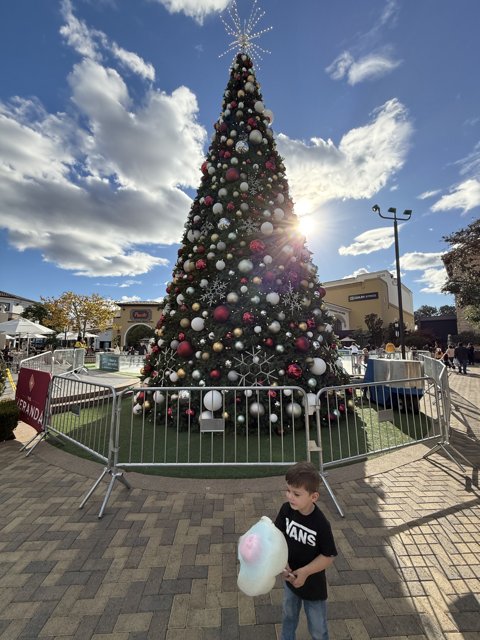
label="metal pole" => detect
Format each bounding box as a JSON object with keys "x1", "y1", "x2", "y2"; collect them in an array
[
  {"x1": 371, "y1": 205, "x2": 411, "y2": 360},
  {"x1": 393, "y1": 214, "x2": 406, "y2": 358}
]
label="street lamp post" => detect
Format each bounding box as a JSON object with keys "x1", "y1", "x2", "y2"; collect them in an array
[{"x1": 372, "y1": 204, "x2": 412, "y2": 359}]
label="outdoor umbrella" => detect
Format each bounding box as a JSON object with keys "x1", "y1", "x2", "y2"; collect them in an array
[{"x1": 0, "y1": 318, "x2": 55, "y2": 356}]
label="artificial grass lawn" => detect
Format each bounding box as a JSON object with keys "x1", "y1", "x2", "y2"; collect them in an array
[{"x1": 48, "y1": 393, "x2": 437, "y2": 479}]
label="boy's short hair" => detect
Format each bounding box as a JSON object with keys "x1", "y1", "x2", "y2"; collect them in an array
[{"x1": 286, "y1": 461, "x2": 320, "y2": 494}]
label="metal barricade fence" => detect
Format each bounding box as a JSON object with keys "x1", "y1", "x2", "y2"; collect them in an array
[
  {"x1": 20, "y1": 348, "x2": 86, "y2": 376},
  {"x1": 115, "y1": 385, "x2": 311, "y2": 468},
  {"x1": 39, "y1": 375, "x2": 117, "y2": 465},
  {"x1": 315, "y1": 376, "x2": 444, "y2": 486}
]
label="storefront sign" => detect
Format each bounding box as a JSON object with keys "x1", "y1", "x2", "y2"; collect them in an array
[
  {"x1": 130, "y1": 309, "x2": 152, "y2": 321},
  {"x1": 16, "y1": 368, "x2": 51, "y2": 433},
  {"x1": 348, "y1": 292, "x2": 379, "y2": 302}
]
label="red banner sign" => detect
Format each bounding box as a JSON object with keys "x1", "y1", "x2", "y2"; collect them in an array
[{"x1": 16, "y1": 368, "x2": 51, "y2": 433}]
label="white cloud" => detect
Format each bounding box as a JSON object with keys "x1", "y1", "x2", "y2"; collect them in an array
[
  {"x1": 400, "y1": 252, "x2": 444, "y2": 270},
  {"x1": 416, "y1": 268, "x2": 448, "y2": 295},
  {"x1": 338, "y1": 227, "x2": 397, "y2": 256},
  {"x1": 343, "y1": 268, "x2": 371, "y2": 279},
  {"x1": 0, "y1": 4, "x2": 207, "y2": 279},
  {"x1": 111, "y1": 44, "x2": 155, "y2": 81},
  {"x1": 418, "y1": 189, "x2": 441, "y2": 200},
  {"x1": 398, "y1": 252, "x2": 447, "y2": 296},
  {"x1": 277, "y1": 99, "x2": 412, "y2": 213},
  {"x1": 327, "y1": 51, "x2": 401, "y2": 85},
  {"x1": 151, "y1": 0, "x2": 230, "y2": 24},
  {"x1": 60, "y1": 0, "x2": 155, "y2": 81},
  {"x1": 430, "y1": 178, "x2": 480, "y2": 214},
  {"x1": 118, "y1": 295, "x2": 141, "y2": 302}
]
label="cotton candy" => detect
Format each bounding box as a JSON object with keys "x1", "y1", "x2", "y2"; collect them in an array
[{"x1": 237, "y1": 516, "x2": 288, "y2": 596}]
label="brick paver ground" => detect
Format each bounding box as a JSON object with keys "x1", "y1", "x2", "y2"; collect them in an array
[{"x1": 0, "y1": 369, "x2": 479, "y2": 639}]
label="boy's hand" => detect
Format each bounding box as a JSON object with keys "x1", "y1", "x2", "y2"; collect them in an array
[{"x1": 289, "y1": 566, "x2": 309, "y2": 588}]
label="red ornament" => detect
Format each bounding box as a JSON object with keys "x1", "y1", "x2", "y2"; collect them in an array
[
  {"x1": 287, "y1": 363, "x2": 302, "y2": 379},
  {"x1": 195, "y1": 259, "x2": 207, "y2": 270},
  {"x1": 210, "y1": 369, "x2": 221, "y2": 380},
  {"x1": 223, "y1": 151, "x2": 231, "y2": 159},
  {"x1": 201, "y1": 161, "x2": 208, "y2": 175},
  {"x1": 247, "y1": 117, "x2": 257, "y2": 127},
  {"x1": 249, "y1": 239, "x2": 265, "y2": 253},
  {"x1": 268, "y1": 390, "x2": 277, "y2": 398},
  {"x1": 177, "y1": 341, "x2": 194, "y2": 358},
  {"x1": 185, "y1": 408, "x2": 195, "y2": 416},
  {"x1": 264, "y1": 337, "x2": 274, "y2": 348},
  {"x1": 212, "y1": 305, "x2": 230, "y2": 323},
  {"x1": 196, "y1": 245, "x2": 205, "y2": 254},
  {"x1": 240, "y1": 277, "x2": 249, "y2": 284},
  {"x1": 227, "y1": 202, "x2": 235, "y2": 211},
  {"x1": 204, "y1": 195, "x2": 214, "y2": 206},
  {"x1": 225, "y1": 167, "x2": 240, "y2": 182},
  {"x1": 242, "y1": 312, "x2": 254, "y2": 324},
  {"x1": 178, "y1": 332, "x2": 186, "y2": 341},
  {"x1": 295, "y1": 336, "x2": 310, "y2": 352},
  {"x1": 318, "y1": 287, "x2": 326, "y2": 298}
]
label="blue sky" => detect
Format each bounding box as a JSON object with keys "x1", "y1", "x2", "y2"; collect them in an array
[{"x1": 1, "y1": 0, "x2": 479, "y2": 311}]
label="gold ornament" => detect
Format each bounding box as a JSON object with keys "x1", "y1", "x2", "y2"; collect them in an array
[
  {"x1": 237, "y1": 89, "x2": 245, "y2": 98},
  {"x1": 192, "y1": 303, "x2": 201, "y2": 311},
  {"x1": 211, "y1": 233, "x2": 219, "y2": 242},
  {"x1": 180, "y1": 318, "x2": 190, "y2": 328},
  {"x1": 177, "y1": 368, "x2": 186, "y2": 378},
  {"x1": 301, "y1": 280, "x2": 309, "y2": 289},
  {"x1": 201, "y1": 352, "x2": 210, "y2": 361},
  {"x1": 223, "y1": 411, "x2": 230, "y2": 419},
  {"x1": 226, "y1": 138, "x2": 234, "y2": 147},
  {"x1": 233, "y1": 327, "x2": 243, "y2": 337},
  {"x1": 140, "y1": 368, "x2": 145, "y2": 375},
  {"x1": 247, "y1": 75, "x2": 255, "y2": 82},
  {"x1": 299, "y1": 322, "x2": 308, "y2": 331},
  {"x1": 143, "y1": 401, "x2": 151, "y2": 411},
  {"x1": 252, "y1": 276, "x2": 262, "y2": 285},
  {"x1": 213, "y1": 342, "x2": 224, "y2": 352}
]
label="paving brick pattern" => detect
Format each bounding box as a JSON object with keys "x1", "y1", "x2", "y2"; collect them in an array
[{"x1": 0, "y1": 371, "x2": 479, "y2": 639}]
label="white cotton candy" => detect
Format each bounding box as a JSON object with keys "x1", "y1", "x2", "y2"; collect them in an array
[{"x1": 237, "y1": 516, "x2": 288, "y2": 596}]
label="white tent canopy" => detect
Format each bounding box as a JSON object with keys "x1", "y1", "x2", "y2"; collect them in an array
[
  {"x1": 59, "y1": 331, "x2": 97, "y2": 340},
  {"x1": 0, "y1": 318, "x2": 55, "y2": 336}
]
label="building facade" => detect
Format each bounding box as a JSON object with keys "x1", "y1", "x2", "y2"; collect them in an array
[
  {"x1": 112, "y1": 301, "x2": 163, "y2": 348},
  {"x1": 322, "y1": 270, "x2": 414, "y2": 333}
]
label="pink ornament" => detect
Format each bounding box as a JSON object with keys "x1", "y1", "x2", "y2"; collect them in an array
[
  {"x1": 225, "y1": 167, "x2": 240, "y2": 182},
  {"x1": 195, "y1": 259, "x2": 207, "y2": 270},
  {"x1": 213, "y1": 305, "x2": 231, "y2": 323},
  {"x1": 287, "y1": 363, "x2": 302, "y2": 379},
  {"x1": 295, "y1": 336, "x2": 310, "y2": 352},
  {"x1": 210, "y1": 369, "x2": 221, "y2": 380},
  {"x1": 242, "y1": 312, "x2": 254, "y2": 324},
  {"x1": 177, "y1": 341, "x2": 194, "y2": 358},
  {"x1": 249, "y1": 239, "x2": 265, "y2": 253},
  {"x1": 204, "y1": 195, "x2": 214, "y2": 206}
]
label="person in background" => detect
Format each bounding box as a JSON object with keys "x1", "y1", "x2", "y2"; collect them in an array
[
  {"x1": 466, "y1": 343, "x2": 475, "y2": 366},
  {"x1": 454, "y1": 342, "x2": 469, "y2": 375},
  {"x1": 445, "y1": 344, "x2": 456, "y2": 370}
]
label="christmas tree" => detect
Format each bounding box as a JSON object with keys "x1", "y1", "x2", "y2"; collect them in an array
[{"x1": 140, "y1": 42, "x2": 349, "y2": 426}]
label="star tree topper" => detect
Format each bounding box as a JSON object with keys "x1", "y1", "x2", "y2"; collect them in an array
[{"x1": 219, "y1": 0, "x2": 273, "y2": 67}]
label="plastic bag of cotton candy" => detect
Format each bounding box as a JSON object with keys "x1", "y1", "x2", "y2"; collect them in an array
[{"x1": 237, "y1": 516, "x2": 288, "y2": 596}]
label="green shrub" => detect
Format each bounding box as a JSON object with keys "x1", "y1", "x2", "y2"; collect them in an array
[{"x1": 0, "y1": 399, "x2": 19, "y2": 442}]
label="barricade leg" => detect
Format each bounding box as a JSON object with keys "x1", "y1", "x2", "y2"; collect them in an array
[{"x1": 79, "y1": 466, "x2": 131, "y2": 518}]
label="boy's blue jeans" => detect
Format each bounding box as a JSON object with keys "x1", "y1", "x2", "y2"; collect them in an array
[{"x1": 281, "y1": 583, "x2": 329, "y2": 640}]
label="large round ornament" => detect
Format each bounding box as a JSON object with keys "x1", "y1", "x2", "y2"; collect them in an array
[
  {"x1": 249, "y1": 402, "x2": 265, "y2": 417},
  {"x1": 310, "y1": 357, "x2": 327, "y2": 375},
  {"x1": 203, "y1": 390, "x2": 223, "y2": 411},
  {"x1": 286, "y1": 402, "x2": 302, "y2": 418},
  {"x1": 249, "y1": 129, "x2": 263, "y2": 145},
  {"x1": 238, "y1": 259, "x2": 254, "y2": 273},
  {"x1": 191, "y1": 317, "x2": 205, "y2": 331}
]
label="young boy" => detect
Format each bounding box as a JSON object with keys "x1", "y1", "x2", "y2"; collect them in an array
[{"x1": 275, "y1": 461, "x2": 337, "y2": 640}]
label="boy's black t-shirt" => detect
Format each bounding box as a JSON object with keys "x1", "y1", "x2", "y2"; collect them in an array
[{"x1": 275, "y1": 502, "x2": 337, "y2": 601}]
